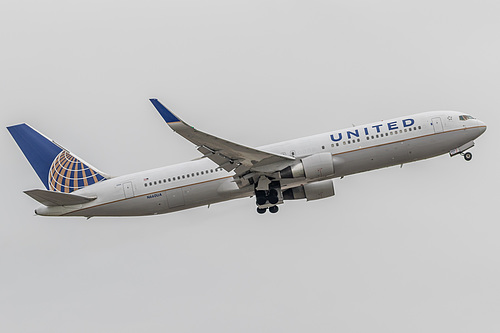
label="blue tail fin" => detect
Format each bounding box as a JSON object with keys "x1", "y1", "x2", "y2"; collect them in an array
[{"x1": 7, "y1": 124, "x2": 109, "y2": 193}]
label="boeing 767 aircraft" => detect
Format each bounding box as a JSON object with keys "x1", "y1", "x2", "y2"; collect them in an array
[{"x1": 7, "y1": 99, "x2": 486, "y2": 217}]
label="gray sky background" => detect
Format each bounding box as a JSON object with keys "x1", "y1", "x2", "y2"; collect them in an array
[{"x1": 1, "y1": 0, "x2": 499, "y2": 332}]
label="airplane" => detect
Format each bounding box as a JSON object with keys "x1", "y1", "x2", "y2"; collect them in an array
[{"x1": 7, "y1": 99, "x2": 486, "y2": 217}]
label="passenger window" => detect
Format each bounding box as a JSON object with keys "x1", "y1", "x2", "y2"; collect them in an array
[
  {"x1": 322, "y1": 145, "x2": 325, "y2": 149},
  {"x1": 201, "y1": 171, "x2": 204, "y2": 175},
  {"x1": 182, "y1": 175, "x2": 185, "y2": 179},
  {"x1": 196, "y1": 172, "x2": 199, "y2": 176},
  {"x1": 366, "y1": 137, "x2": 370, "y2": 140},
  {"x1": 144, "y1": 183, "x2": 147, "y2": 187},
  {"x1": 168, "y1": 178, "x2": 171, "y2": 182},
  {"x1": 418, "y1": 126, "x2": 421, "y2": 130},
  {"x1": 409, "y1": 128, "x2": 412, "y2": 131},
  {"x1": 149, "y1": 182, "x2": 152, "y2": 186},
  {"x1": 187, "y1": 174, "x2": 190, "y2": 178}
]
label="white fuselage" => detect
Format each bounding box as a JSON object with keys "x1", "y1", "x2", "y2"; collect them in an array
[{"x1": 35, "y1": 111, "x2": 486, "y2": 217}]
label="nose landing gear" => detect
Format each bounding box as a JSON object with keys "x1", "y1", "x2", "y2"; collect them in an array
[
  {"x1": 463, "y1": 152, "x2": 472, "y2": 161},
  {"x1": 450, "y1": 141, "x2": 475, "y2": 161}
]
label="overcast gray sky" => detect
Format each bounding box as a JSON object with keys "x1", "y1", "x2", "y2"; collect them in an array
[{"x1": 1, "y1": 0, "x2": 499, "y2": 332}]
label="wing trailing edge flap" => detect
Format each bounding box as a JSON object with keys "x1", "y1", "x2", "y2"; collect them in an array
[
  {"x1": 24, "y1": 189, "x2": 97, "y2": 207},
  {"x1": 150, "y1": 99, "x2": 295, "y2": 176}
]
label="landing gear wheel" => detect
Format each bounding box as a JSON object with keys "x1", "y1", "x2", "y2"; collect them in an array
[
  {"x1": 257, "y1": 207, "x2": 267, "y2": 214},
  {"x1": 256, "y1": 196, "x2": 267, "y2": 205},
  {"x1": 255, "y1": 190, "x2": 266, "y2": 197},
  {"x1": 255, "y1": 190, "x2": 267, "y2": 205},
  {"x1": 464, "y1": 152, "x2": 472, "y2": 161},
  {"x1": 269, "y1": 206, "x2": 279, "y2": 214},
  {"x1": 268, "y1": 196, "x2": 279, "y2": 205}
]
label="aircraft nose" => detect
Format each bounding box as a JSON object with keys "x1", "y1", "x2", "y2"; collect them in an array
[{"x1": 478, "y1": 119, "x2": 487, "y2": 133}]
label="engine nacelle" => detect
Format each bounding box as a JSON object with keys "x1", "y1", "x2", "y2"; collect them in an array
[
  {"x1": 282, "y1": 179, "x2": 335, "y2": 201},
  {"x1": 280, "y1": 152, "x2": 335, "y2": 180}
]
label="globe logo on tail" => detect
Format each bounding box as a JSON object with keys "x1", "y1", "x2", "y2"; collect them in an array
[{"x1": 48, "y1": 151, "x2": 107, "y2": 193}]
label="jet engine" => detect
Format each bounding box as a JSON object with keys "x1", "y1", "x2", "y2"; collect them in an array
[
  {"x1": 282, "y1": 179, "x2": 335, "y2": 201},
  {"x1": 280, "y1": 152, "x2": 335, "y2": 180}
]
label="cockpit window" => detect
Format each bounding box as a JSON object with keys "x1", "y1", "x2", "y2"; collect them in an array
[{"x1": 459, "y1": 115, "x2": 475, "y2": 121}]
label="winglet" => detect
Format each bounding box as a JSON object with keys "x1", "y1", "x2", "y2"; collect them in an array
[{"x1": 149, "y1": 99, "x2": 181, "y2": 123}]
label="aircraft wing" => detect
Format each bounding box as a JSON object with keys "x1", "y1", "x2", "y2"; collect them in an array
[{"x1": 150, "y1": 99, "x2": 295, "y2": 177}]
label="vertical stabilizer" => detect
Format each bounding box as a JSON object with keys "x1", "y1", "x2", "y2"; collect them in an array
[{"x1": 7, "y1": 124, "x2": 108, "y2": 193}]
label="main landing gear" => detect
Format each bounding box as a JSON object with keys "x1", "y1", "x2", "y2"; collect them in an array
[
  {"x1": 255, "y1": 189, "x2": 279, "y2": 205},
  {"x1": 257, "y1": 205, "x2": 279, "y2": 214},
  {"x1": 463, "y1": 152, "x2": 472, "y2": 161},
  {"x1": 255, "y1": 180, "x2": 282, "y2": 214}
]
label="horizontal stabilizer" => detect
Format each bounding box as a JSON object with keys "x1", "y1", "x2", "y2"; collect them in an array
[{"x1": 24, "y1": 189, "x2": 97, "y2": 207}]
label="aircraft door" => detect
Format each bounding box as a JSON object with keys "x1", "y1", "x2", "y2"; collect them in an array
[
  {"x1": 123, "y1": 182, "x2": 135, "y2": 198},
  {"x1": 432, "y1": 117, "x2": 444, "y2": 133},
  {"x1": 166, "y1": 188, "x2": 185, "y2": 208}
]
